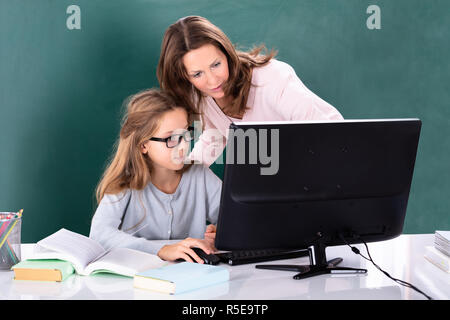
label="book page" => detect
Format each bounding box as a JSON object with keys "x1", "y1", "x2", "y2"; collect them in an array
[
  {"x1": 29, "y1": 246, "x2": 84, "y2": 275},
  {"x1": 436, "y1": 231, "x2": 450, "y2": 242},
  {"x1": 84, "y1": 247, "x2": 169, "y2": 277},
  {"x1": 37, "y1": 228, "x2": 106, "y2": 272}
]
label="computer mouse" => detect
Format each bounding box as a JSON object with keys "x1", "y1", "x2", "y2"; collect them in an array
[{"x1": 191, "y1": 247, "x2": 221, "y2": 265}]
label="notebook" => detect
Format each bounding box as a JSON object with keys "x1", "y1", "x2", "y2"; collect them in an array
[{"x1": 133, "y1": 262, "x2": 230, "y2": 294}]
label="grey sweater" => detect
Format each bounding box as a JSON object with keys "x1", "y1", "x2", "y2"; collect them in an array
[{"x1": 89, "y1": 165, "x2": 222, "y2": 255}]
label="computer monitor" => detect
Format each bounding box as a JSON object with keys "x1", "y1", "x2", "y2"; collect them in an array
[{"x1": 214, "y1": 119, "x2": 421, "y2": 278}]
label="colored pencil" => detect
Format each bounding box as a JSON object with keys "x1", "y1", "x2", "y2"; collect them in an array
[{"x1": 0, "y1": 219, "x2": 19, "y2": 250}]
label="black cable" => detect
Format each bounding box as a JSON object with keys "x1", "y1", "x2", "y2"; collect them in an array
[{"x1": 340, "y1": 234, "x2": 433, "y2": 300}]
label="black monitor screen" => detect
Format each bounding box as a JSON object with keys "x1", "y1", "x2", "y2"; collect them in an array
[{"x1": 215, "y1": 119, "x2": 421, "y2": 251}]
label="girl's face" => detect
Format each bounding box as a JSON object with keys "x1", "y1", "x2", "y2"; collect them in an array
[
  {"x1": 182, "y1": 43, "x2": 229, "y2": 100},
  {"x1": 141, "y1": 108, "x2": 191, "y2": 172}
]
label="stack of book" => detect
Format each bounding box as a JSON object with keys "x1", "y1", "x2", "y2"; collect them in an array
[{"x1": 424, "y1": 230, "x2": 450, "y2": 273}]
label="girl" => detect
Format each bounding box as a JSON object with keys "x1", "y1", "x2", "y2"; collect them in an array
[
  {"x1": 157, "y1": 15, "x2": 344, "y2": 167},
  {"x1": 89, "y1": 88, "x2": 221, "y2": 263}
]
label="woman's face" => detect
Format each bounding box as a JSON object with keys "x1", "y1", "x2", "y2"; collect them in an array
[{"x1": 182, "y1": 43, "x2": 229, "y2": 100}]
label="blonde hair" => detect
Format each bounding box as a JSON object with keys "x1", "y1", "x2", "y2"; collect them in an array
[
  {"x1": 157, "y1": 15, "x2": 277, "y2": 118},
  {"x1": 95, "y1": 88, "x2": 192, "y2": 204}
]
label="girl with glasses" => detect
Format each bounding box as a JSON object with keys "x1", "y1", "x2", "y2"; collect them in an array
[{"x1": 89, "y1": 88, "x2": 221, "y2": 263}]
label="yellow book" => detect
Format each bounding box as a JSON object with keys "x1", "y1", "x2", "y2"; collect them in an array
[{"x1": 12, "y1": 259, "x2": 75, "y2": 282}]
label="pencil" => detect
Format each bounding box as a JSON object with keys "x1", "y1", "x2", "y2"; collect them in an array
[{"x1": 0, "y1": 219, "x2": 19, "y2": 250}]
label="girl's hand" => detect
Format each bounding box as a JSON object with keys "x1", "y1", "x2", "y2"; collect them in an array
[
  {"x1": 204, "y1": 224, "x2": 217, "y2": 244},
  {"x1": 157, "y1": 238, "x2": 215, "y2": 263}
]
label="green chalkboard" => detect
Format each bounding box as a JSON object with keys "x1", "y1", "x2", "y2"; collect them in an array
[{"x1": 1, "y1": 0, "x2": 449, "y2": 242}]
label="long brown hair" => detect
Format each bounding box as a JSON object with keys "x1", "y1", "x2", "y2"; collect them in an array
[
  {"x1": 157, "y1": 15, "x2": 277, "y2": 118},
  {"x1": 95, "y1": 88, "x2": 192, "y2": 204}
]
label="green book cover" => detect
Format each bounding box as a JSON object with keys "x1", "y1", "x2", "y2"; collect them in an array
[{"x1": 12, "y1": 259, "x2": 75, "y2": 281}]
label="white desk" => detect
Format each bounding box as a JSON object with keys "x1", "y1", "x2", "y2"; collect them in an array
[{"x1": 0, "y1": 234, "x2": 448, "y2": 300}]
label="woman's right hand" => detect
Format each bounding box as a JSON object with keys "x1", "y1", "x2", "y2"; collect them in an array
[{"x1": 157, "y1": 237, "x2": 216, "y2": 263}]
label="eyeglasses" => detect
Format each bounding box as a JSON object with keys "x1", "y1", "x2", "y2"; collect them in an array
[{"x1": 148, "y1": 126, "x2": 194, "y2": 148}]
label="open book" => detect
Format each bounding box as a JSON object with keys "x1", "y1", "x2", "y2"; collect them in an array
[{"x1": 28, "y1": 228, "x2": 169, "y2": 277}]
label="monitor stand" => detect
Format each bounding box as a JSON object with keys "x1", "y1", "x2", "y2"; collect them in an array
[{"x1": 255, "y1": 238, "x2": 367, "y2": 279}]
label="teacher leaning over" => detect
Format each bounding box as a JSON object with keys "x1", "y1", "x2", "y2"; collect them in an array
[{"x1": 157, "y1": 15, "x2": 343, "y2": 166}]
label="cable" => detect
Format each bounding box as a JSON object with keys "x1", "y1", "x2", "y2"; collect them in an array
[{"x1": 340, "y1": 234, "x2": 433, "y2": 300}]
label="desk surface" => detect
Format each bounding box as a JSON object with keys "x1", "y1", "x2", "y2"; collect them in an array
[{"x1": 0, "y1": 234, "x2": 448, "y2": 300}]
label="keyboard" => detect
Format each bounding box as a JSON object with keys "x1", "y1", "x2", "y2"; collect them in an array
[{"x1": 215, "y1": 248, "x2": 309, "y2": 266}]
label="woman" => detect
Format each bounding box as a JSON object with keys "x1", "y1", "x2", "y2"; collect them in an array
[{"x1": 157, "y1": 15, "x2": 343, "y2": 166}]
